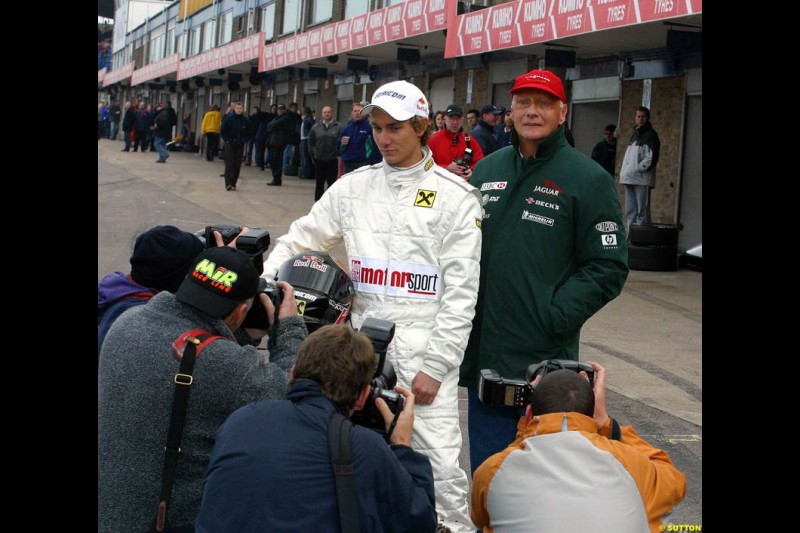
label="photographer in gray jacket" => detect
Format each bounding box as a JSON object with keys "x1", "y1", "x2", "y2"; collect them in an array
[{"x1": 98, "y1": 244, "x2": 306, "y2": 532}]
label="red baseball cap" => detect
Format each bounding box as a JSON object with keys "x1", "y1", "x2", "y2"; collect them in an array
[{"x1": 510, "y1": 69, "x2": 567, "y2": 104}]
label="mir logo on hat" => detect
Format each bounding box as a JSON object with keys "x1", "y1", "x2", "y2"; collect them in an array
[{"x1": 191, "y1": 258, "x2": 239, "y2": 293}]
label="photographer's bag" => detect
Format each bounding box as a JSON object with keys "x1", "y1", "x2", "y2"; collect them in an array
[
  {"x1": 147, "y1": 330, "x2": 221, "y2": 533},
  {"x1": 329, "y1": 412, "x2": 361, "y2": 533}
]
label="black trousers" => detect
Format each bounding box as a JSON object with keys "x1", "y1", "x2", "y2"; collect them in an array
[
  {"x1": 314, "y1": 158, "x2": 339, "y2": 201},
  {"x1": 205, "y1": 133, "x2": 220, "y2": 161},
  {"x1": 268, "y1": 144, "x2": 286, "y2": 183},
  {"x1": 224, "y1": 144, "x2": 245, "y2": 188}
]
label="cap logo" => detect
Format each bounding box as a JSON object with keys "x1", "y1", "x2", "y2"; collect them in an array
[
  {"x1": 374, "y1": 89, "x2": 407, "y2": 101},
  {"x1": 192, "y1": 258, "x2": 239, "y2": 292},
  {"x1": 526, "y1": 73, "x2": 552, "y2": 83}
]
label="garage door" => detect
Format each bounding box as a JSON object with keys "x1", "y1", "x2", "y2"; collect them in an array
[{"x1": 429, "y1": 76, "x2": 453, "y2": 117}]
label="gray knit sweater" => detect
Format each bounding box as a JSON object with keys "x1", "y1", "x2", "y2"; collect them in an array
[{"x1": 98, "y1": 291, "x2": 307, "y2": 532}]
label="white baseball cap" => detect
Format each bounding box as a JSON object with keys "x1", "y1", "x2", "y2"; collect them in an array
[{"x1": 360, "y1": 80, "x2": 429, "y2": 121}]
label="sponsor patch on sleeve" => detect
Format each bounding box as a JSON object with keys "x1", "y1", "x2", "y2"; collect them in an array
[
  {"x1": 601, "y1": 234, "x2": 617, "y2": 246},
  {"x1": 480, "y1": 181, "x2": 507, "y2": 191},
  {"x1": 476, "y1": 218, "x2": 482, "y2": 228}
]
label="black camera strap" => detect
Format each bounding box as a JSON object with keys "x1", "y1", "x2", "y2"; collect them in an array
[
  {"x1": 148, "y1": 330, "x2": 222, "y2": 533},
  {"x1": 328, "y1": 412, "x2": 361, "y2": 533}
]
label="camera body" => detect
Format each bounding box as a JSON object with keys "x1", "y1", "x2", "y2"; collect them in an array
[
  {"x1": 453, "y1": 147, "x2": 473, "y2": 169},
  {"x1": 241, "y1": 278, "x2": 283, "y2": 330},
  {"x1": 350, "y1": 318, "x2": 404, "y2": 436},
  {"x1": 477, "y1": 359, "x2": 595, "y2": 408},
  {"x1": 196, "y1": 223, "x2": 271, "y2": 274}
]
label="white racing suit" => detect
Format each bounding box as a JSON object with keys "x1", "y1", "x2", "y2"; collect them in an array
[{"x1": 263, "y1": 147, "x2": 482, "y2": 533}]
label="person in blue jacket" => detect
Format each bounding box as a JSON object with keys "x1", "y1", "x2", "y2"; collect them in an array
[
  {"x1": 196, "y1": 323, "x2": 437, "y2": 533},
  {"x1": 97, "y1": 225, "x2": 205, "y2": 357}
]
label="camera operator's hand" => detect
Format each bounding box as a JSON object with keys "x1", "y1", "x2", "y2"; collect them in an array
[
  {"x1": 585, "y1": 360, "x2": 609, "y2": 429},
  {"x1": 262, "y1": 281, "x2": 299, "y2": 323},
  {"x1": 444, "y1": 161, "x2": 472, "y2": 181},
  {"x1": 376, "y1": 385, "x2": 415, "y2": 447},
  {"x1": 411, "y1": 371, "x2": 441, "y2": 405},
  {"x1": 213, "y1": 226, "x2": 249, "y2": 249}
]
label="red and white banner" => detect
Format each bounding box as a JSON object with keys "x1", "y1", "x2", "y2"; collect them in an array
[
  {"x1": 178, "y1": 33, "x2": 262, "y2": 80},
  {"x1": 297, "y1": 32, "x2": 310, "y2": 62},
  {"x1": 131, "y1": 54, "x2": 180, "y2": 86},
  {"x1": 350, "y1": 14, "x2": 369, "y2": 50},
  {"x1": 103, "y1": 61, "x2": 134, "y2": 87},
  {"x1": 403, "y1": 0, "x2": 427, "y2": 36},
  {"x1": 384, "y1": 3, "x2": 406, "y2": 42},
  {"x1": 426, "y1": 0, "x2": 448, "y2": 30},
  {"x1": 284, "y1": 35, "x2": 298, "y2": 65},
  {"x1": 445, "y1": 0, "x2": 702, "y2": 58},
  {"x1": 260, "y1": 42, "x2": 276, "y2": 72},
  {"x1": 273, "y1": 39, "x2": 287, "y2": 69},
  {"x1": 307, "y1": 28, "x2": 323, "y2": 60},
  {"x1": 335, "y1": 19, "x2": 352, "y2": 54},
  {"x1": 321, "y1": 22, "x2": 337, "y2": 56},
  {"x1": 366, "y1": 8, "x2": 387, "y2": 45}
]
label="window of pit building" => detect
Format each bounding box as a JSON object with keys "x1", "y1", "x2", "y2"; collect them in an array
[
  {"x1": 311, "y1": 0, "x2": 333, "y2": 25},
  {"x1": 282, "y1": 0, "x2": 301, "y2": 34},
  {"x1": 150, "y1": 27, "x2": 165, "y2": 63},
  {"x1": 219, "y1": 10, "x2": 233, "y2": 45},
  {"x1": 345, "y1": 0, "x2": 369, "y2": 19},
  {"x1": 203, "y1": 19, "x2": 216, "y2": 51},
  {"x1": 167, "y1": 21, "x2": 175, "y2": 56},
  {"x1": 190, "y1": 26, "x2": 201, "y2": 56},
  {"x1": 261, "y1": 2, "x2": 276, "y2": 41}
]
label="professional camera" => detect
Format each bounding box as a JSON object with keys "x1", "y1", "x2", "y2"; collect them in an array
[
  {"x1": 477, "y1": 359, "x2": 595, "y2": 408},
  {"x1": 453, "y1": 147, "x2": 474, "y2": 169},
  {"x1": 243, "y1": 251, "x2": 354, "y2": 332},
  {"x1": 195, "y1": 223, "x2": 271, "y2": 275},
  {"x1": 350, "y1": 318, "x2": 405, "y2": 438},
  {"x1": 241, "y1": 277, "x2": 282, "y2": 330}
]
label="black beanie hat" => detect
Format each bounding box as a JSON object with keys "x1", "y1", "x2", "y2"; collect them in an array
[{"x1": 129, "y1": 225, "x2": 205, "y2": 293}]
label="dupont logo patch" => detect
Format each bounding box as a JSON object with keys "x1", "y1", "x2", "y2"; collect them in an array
[
  {"x1": 595, "y1": 221, "x2": 619, "y2": 232},
  {"x1": 521, "y1": 210, "x2": 554, "y2": 226},
  {"x1": 415, "y1": 189, "x2": 436, "y2": 208},
  {"x1": 480, "y1": 182, "x2": 507, "y2": 191},
  {"x1": 601, "y1": 234, "x2": 618, "y2": 246}
]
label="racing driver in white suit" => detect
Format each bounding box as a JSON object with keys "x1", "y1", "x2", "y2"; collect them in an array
[{"x1": 262, "y1": 80, "x2": 482, "y2": 533}]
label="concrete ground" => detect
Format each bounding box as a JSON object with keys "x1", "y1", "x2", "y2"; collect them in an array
[{"x1": 99, "y1": 139, "x2": 701, "y2": 528}]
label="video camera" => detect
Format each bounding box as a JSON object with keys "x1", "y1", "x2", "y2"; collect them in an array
[
  {"x1": 477, "y1": 359, "x2": 595, "y2": 408},
  {"x1": 195, "y1": 223, "x2": 271, "y2": 275},
  {"x1": 349, "y1": 318, "x2": 404, "y2": 438}
]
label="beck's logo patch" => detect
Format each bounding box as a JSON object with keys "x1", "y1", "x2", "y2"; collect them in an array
[{"x1": 415, "y1": 189, "x2": 436, "y2": 208}]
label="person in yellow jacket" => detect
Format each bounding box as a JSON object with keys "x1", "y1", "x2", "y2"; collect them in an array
[
  {"x1": 201, "y1": 104, "x2": 222, "y2": 162},
  {"x1": 471, "y1": 362, "x2": 686, "y2": 533}
]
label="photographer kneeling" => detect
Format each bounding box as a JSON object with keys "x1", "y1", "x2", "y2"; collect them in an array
[
  {"x1": 471, "y1": 362, "x2": 686, "y2": 533},
  {"x1": 98, "y1": 243, "x2": 306, "y2": 532},
  {"x1": 196, "y1": 324, "x2": 438, "y2": 533}
]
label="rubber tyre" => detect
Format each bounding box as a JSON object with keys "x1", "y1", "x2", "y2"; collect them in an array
[
  {"x1": 628, "y1": 244, "x2": 678, "y2": 272},
  {"x1": 629, "y1": 223, "x2": 679, "y2": 247}
]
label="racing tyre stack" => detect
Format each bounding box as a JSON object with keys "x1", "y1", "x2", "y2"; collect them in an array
[{"x1": 627, "y1": 223, "x2": 679, "y2": 271}]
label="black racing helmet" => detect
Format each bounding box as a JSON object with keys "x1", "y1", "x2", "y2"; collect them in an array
[{"x1": 276, "y1": 251, "x2": 354, "y2": 333}]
